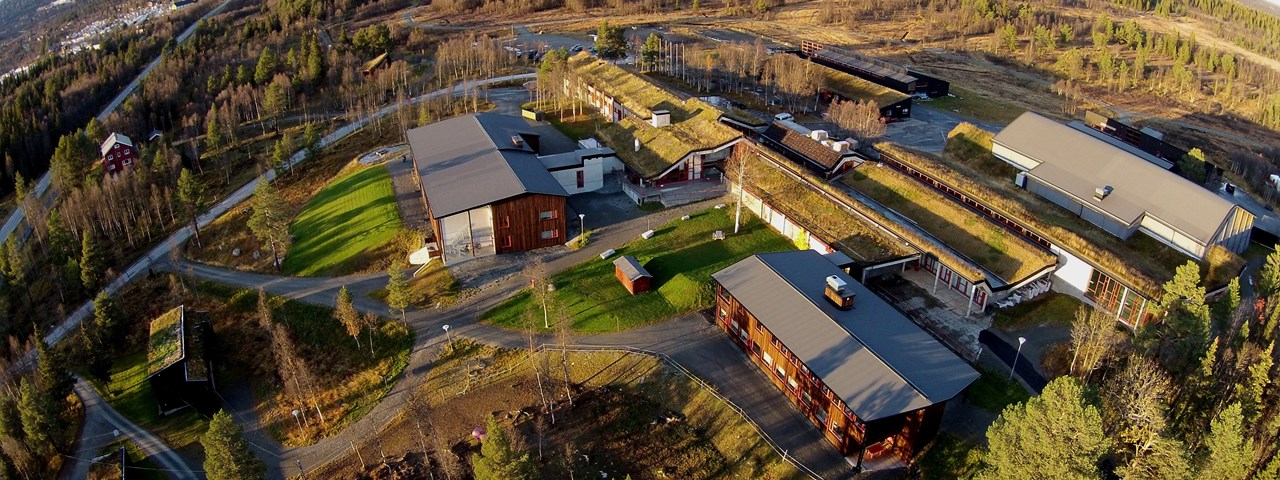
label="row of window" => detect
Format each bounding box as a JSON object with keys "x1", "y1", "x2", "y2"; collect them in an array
[
  {"x1": 1085, "y1": 268, "x2": 1145, "y2": 325},
  {"x1": 496, "y1": 211, "x2": 560, "y2": 230}
]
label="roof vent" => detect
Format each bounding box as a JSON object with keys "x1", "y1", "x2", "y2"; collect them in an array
[
  {"x1": 651, "y1": 110, "x2": 671, "y2": 128},
  {"x1": 511, "y1": 135, "x2": 524, "y2": 147},
  {"x1": 823, "y1": 275, "x2": 855, "y2": 310},
  {"x1": 1094, "y1": 185, "x2": 1113, "y2": 201}
]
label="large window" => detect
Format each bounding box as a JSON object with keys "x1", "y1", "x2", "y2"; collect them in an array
[
  {"x1": 539, "y1": 210, "x2": 558, "y2": 220},
  {"x1": 1085, "y1": 269, "x2": 1140, "y2": 324},
  {"x1": 540, "y1": 229, "x2": 559, "y2": 240}
]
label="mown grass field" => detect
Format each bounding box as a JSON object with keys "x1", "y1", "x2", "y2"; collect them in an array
[
  {"x1": 843, "y1": 164, "x2": 1055, "y2": 282},
  {"x1": 483, "y1": 208, "x2": 794, "y2": 333},
  {"x1": 283, "y1": 164, "x2": 404, "y2": 276}
]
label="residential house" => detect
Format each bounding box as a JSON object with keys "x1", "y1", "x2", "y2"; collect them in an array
[
  {"x1": 712, "y1": 250, "x2": 979, "y2": 468},
  {"x1": 407, "y1": 112, "x2": 621, "y2": 265},
  {"x1": 101, "y1": 132, "x2": 138, "y2": 176},
  {"x1": 147, "y1": 306, "x2": 216, "y2": 415},
  {"x1": 992, "y1": 112, "x2": 1253, "y2": 260}
]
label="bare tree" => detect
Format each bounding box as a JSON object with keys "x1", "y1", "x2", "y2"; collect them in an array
[
  {"x1": 1070, "y1": 306, "x2": 1124, "y2": 381},
  {"x1": 1104, "y1": 355, "x2": 1174, "y2": 456},
  {"x1": 827, "y1": 99, "x2": 885, "y2": 142},
  {"x1": 555, "y1": 304, "x2": 575, "y2": 409},
  {"x1": 335, "y1": 286, "x2": 361, "y2": 348}
]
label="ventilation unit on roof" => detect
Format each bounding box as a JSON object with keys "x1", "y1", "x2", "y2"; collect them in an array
[
  {"x1": 1094, "y1": 185, "x2": 1113, "y2": 201},
  {"x1": 511, "y1": 135, "x2": 524, "y2": 147},
  {"x1": 651, "y1": 110, "x2": 671, "y2": 128},
  {"x1": 824, "y1": 275, "x2": 855, "y2": 310}
]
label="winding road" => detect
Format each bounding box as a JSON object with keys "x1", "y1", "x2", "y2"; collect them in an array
[{"x1": 62, "y1": 378, "x2": 199, "y2": 480}]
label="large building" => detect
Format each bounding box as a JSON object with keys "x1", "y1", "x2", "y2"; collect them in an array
[
  {"x1": 712, "y1": 250, "x2": 978, "y2": 468},
  {"x1": 100, "y1": 132, "x2": 138, "y2": 176},
  {"x1": 993, "y1": 112, "x2": 1253, "y2": 260},
  {"x1": 407, "y1": 113, "x2": 621, "y2": 265}
]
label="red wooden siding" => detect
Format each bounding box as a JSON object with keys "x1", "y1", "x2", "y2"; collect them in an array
[{"x1": 490, "y1": 194, "x2": 567, "y2": 254}]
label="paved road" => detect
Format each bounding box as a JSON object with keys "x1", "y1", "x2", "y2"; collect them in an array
[
  {"x1": 0, "y1": 0, "x2": 233, "y2": 246},
  {"x1": 977, "y1": 330, "x2": 1048, "y2": 392},
  {"x1": 158, "y1": 197, "x2": 858, "y2": 478},
  {"x1": 62, "y1": 378, "x2": 198, "y2": 479}
]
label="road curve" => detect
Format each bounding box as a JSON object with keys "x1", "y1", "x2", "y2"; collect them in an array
[{"x1": 63, "y1": 378, "x2": 198, "y2": 479}]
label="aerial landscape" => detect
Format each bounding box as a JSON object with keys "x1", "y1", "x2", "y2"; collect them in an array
[{"x1": 0, "y1": 0, "x2": 1279, "y2": 478}]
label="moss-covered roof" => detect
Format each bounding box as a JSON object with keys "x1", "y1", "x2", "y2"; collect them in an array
[
  {"x1": 147, "y1": 306, "x2": 185, "y2": 377},
  {"x1": 812, "y1": 60, "x2": 911, "y2": 108},
  {"x1": 570, "y1": 54, "x2": 741, "y2": 178}
]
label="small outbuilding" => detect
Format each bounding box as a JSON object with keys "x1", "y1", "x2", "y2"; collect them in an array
[
  {"x1": 147, "y1": 305, "x2": 216, "y2": 415},
  {"x1": 613, "y1": 255, "x2": 652, "y2": 294}
]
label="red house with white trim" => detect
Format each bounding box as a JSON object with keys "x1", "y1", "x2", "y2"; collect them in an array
[{"x1": 101, "y1": 133, "x2": 138, "y2": 176}]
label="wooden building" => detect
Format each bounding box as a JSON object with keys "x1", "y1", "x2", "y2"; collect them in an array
[
  {"x1": 613, "y1": 255, "x2": 652, "y2": 294},
  {"x1": 407, "y1": 113, "x2": 620, "y2": 265},
  {"x1": 711, "y1": 251, "x2": 978, "y2": 468},
  {"x1": 147, "y1": 306, "x2": 216, "y2": 415}
]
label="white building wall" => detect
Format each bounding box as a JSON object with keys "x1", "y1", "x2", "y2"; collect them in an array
[
  {"x1": 1049, "y1": 245, "x2": 1094, "y2": 301},
  {"x1": 991, "y1": 143, "x2": 1040, "y2": 171},
  {"x1": 549, "y1": 155, "x2": 624, "y2": 195}
]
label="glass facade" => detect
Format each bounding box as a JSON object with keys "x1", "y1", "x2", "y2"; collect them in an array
[{"x1": 1085, "y1": 268, "x2": 1146, "y2": 326}]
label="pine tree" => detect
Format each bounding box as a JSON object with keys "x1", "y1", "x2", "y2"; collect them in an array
[
  {"x1": 254, "y1": 47, "x2": 277, "y2": 86},
  {"x1": 1116, "y1": 436, "x2": 1192, "y2": 480},
  {"x1": 80, "y1": 230, "x2": 104, "y2": 290},
  {"x1": 981, "y1": 377, "x2": 1109, "y2": 480},
  {"x1": 1237, "y1": 342, "x2": 1273, "y2": 425},
  {"x1": 247, "y1": 179, "x2": 289, "y2": 269},
  {"x1": 335, "y1": 286, "x2": 361, "y2": 348},
  {"x1": 1198, "y1": 403, "x2": 1252, "y2": 480},
  {"x1": 35, "y1": 337, "x2": 71, "y2": 403},
  {"x1": 84, "y1": 117, "x2": 106, "y2": 144},
  {"x1": 302, "y1": 122, "x2": 321, "y2": 160},
  {"x1": 17, "y1": 378, "x2": 52, "y2": 456},
  {"x1": 1260, "y1": 247, "x2": 1280, "y2": 299},
  {"x1": 594, "y1": 21, "x2": 627, "y2": 60},
  {"x1": 0, "y1": 392, "x2": 20, "y2": 440},
  {"x1": 178, "y1": 168, "x2": 207, "y2": 248},
  {"x1": 204, "y1": 104, "x2": 224, "y2": 154},
  {"x1": 386, "y1": 258, "x2": 410, "y2": 323},
  {"x1": 202, "y1": 410, "x2": 265, "y2": 480},
  {"x1": 472, "y1": 416, "x2": 539, "y2": 480},
  {"x1": 641, "y1": 33, "x2": 661, "y2": 71}
]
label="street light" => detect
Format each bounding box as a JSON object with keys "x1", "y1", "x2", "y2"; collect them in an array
[
  {"x1": 442, "y1": 324, "x2": 452, "y2": 346},
  {"x1": 579, "y1": 213, "x2": 586, "y2": 242},
  {"x1": 1008, "y1": 336, "x2": 1027, "y2": 381},
  {"x1": 291, "y1": 409, "x2": 303, "y2": 431}
]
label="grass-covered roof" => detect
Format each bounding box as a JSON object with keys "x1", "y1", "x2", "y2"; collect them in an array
[
  {"x1": 814, "y1": 61, "x2": 911, "y2": 108},
  {"x1": 570, "y1": 54, "x2": 740, "y2": 178},
  {"x1": 147, "y1": 306, "x2": 185, "y2": 377}
]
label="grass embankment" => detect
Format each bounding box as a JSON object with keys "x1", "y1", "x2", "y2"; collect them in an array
[
  {"x1": 843, "y1": 163, "x2": 1055, "y2": 281},
  {"x1": 737, "y1": 147, "x2": 906, "y2": 262},
  {"x1": 283, "y1": 164, "x2": 406, "y2": 276},
  {"x1": 369, "y1": 261, "x2": 460, "y2": 308},
  {"x1": 925, "y1": 85, "x2": 1026, "y2": 125},
  {"x1": 316, "y1": 341, "x2": 803, "y2": 479},
  {"x1": 189, "y1": 119, "x2": 409, "y2": 274},
  {"x1": 95, "y1": 350, "x2": 209, "y2": 452},
  {"x1": 993, "y1": 292, "x2": 1084, "y2": 330},
  {"x1": 483, "y1": 207, "x2": 794, "y2": 333},
  {"x1": 965, "y1": 365, "x2": 1033, "y2": 413},
  {"x1": 913, "y1": 432, "x2": 985, "y2": 480},
  {"x1": 881, "y1": 125, "x2": 1245, "y2": 296}
]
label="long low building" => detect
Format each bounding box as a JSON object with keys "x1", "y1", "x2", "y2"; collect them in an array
[
  {"x1": 712, "y1": 250, "x2": 978, "y2": 469},
  {"x1": 992, "y1": 112, "x2": 1253, "y2": 260}
]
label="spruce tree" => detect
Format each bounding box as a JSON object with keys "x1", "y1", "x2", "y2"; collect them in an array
[
  {"x1": 472, "y1": 415, "x2": 539, "y2": 480},
  {"x1": 254, "y1": 47, "x2": 277, "y2": 86},
  {"x1": 80, "y1": 230, "x2": 104, "y2": 290},
  {"x1": 202, "y1": 410, "x2": 265, "y2": 480},
  {"x1": 247, "y1": 179, "x2": 289, "y2": 269},
  {"x1": 17, "y1": 378, "x2": 52, "y2": 456},
  {"x1": 1198, "y1": 403, "x2": 1252, "y2": 480}
]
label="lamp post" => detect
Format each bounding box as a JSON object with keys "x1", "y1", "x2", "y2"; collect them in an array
[
  {"x1": 442, "y1": 324, "x2": 452, "y2": 345},
  {"x1": 291, "y1": 409, "x2": 303, "y2": 431},
  {"x1": 578, "y1": 213, "x2": 586, "y2": 242},
  {"x1": 541, "y1": 283, "x2": 555, "y2": 329},
  {"x1": 1008, "y1": 336, "x2": 1027, "y2": 381}
]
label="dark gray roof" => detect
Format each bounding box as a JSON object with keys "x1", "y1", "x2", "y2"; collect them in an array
[
  {"x1": 538, "y1": 147, "x2": 615, "y2": 170},
  {"x1": 613, "y1": 255, "x2": 651, "y2": 281},
  {"x1": 1067, "y1": 121, "x2": 1173, "y2": 169},
  {"x1": 712, "y1": 250, "x2": 978, "y2": 421},
  {"x1": 408, "y1": 113, "x2": 570, "y2": 217},
  {"x1": 994, "y1": 112, "x2": 1238, "y2": 245}
]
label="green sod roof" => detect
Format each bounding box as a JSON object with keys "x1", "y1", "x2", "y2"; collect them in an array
[
  {"x1": 570, "y1": 54, "x2": 741, "y2": 178},
  {"x1": 808, "y1": 57, "x2": 910, "y2": 108},
  {"x1": 147, "y1": 306, "x2": 185, "y2": 377}
]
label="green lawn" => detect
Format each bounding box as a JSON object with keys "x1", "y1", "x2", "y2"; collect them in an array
[
  {"x1": 92, "y1": 351, "x2": 208, "y2": 451},
  {"x1": 926, "y1": 85, "x2": 1026, "y2": 125},
  {"x1": 283, "y1": 165, "x2": 403, "y2": 276},
  {"x1": 914, "y1": 432, "x2": 985, "y2": 479},
  {"x1": 483, "y1": 208, "x2": 795, "y2": 333},
  {"x1": 964, "y1": 366, "x2": 1032, "y2": 413},
  {"x1": 992, "y1": 293, "x2": 1084, "y2": 330}
]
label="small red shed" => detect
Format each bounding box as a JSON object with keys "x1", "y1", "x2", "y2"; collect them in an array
[{"x1": 613, "y1": 255, "x2": 652, "y2": 294}]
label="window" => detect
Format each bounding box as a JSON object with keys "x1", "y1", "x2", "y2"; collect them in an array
[
  {"x1": 751, "y1": 342, "x2": 762, "y2": 358},
  {"x1": 1086, "y1": 269, "x2": 1138, "y2": 323},
  {"x1": 122, "y1": 157, "x2": 132, "y2": 166},
  {"x1": 501, "y1": 236, "x2": 513, "y2": 248},
  {"x1": 788, "y1": 376, "x2": 799, "y2": 391},
  {"x1": 828, "y1": 417, "x2": 840, "y2": 433},
  {"x1": 107, "y1": 154, "x2": 113, "y2": 161},
  {"x1": 801, "y1": 390, "x2": 812, "y2": 404},
  {"x1": 114, "y1": 144, "x2": 120, "y2": 150},
  {"x1": 738, "y1": 326, "x2": 748, "y2": 342},
  {"x1": 576, "y1": 170, "x2": 585, "y2": 188},
  {"x1": 539, "y1": 210, "x2": 557, "y2": 220},
  {"x1": 762, "y1": 352, "x2": 773, "y2": 367},
  {"x1": 499, "y1": 216, "x2": 510, "y2": 228},
  {"x1": 775, "y1": 363, "x2": 786, "y2": 379},
  {"x1": 540, "y1": 229, "x2": 558, "y2": 240}
]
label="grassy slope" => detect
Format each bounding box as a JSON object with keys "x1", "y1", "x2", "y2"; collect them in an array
[
  {"x1": 283, "y1": 164, "x2": 403, "y2": 276},
  {"x1": 964, "y1": 366, "x2": 1033, "y2": 413},
  {"x1": 484, "y1": 208, "x2": 794, "y2": 333},
  {"x1": 992, "y1": 292, "x2": 1083, "y2": 330},
  {"x1": 95, "y1": 351, "x2": 209, "y2": 451},
  {"x1": 843, "y1": 164, "x2": 1055, "y2": 281},
  {"x1": 914, "y1": 432, "x2": 985, "y2": 480}
]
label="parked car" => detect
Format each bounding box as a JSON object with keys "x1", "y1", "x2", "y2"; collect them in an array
[
  {"x1": 571, "y1": 44, "x2": 584, "y2": 52},
  {"x1": 774, "y1": 112, "x2": 794, "y2": 122}
]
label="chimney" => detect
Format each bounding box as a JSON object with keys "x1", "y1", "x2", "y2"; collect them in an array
[
  {"x1": 1093, "y1": 185, "x2": 1113, "y2": 201},
  {"x1": 650, "y1": 110, "x2": 671, "y2": 128},
  {"x1": 511, "y1": 135, "x2": 524, "y2": 147},
  {"x1": 823, "y1": 275, "x2": 855, "y2": 310},
  {"x1": 634, "y1": 138, "x2": 641, "y2": 152}
]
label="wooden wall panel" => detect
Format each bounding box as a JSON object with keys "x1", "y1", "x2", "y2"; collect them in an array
[{"x1": 490, "y1": 194, "x2": 567, "y2": 254}]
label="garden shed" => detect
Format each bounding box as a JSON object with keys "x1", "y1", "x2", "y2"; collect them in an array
[{"x1": 613, "y1": 255, "x2": 652, "y2": 294}]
